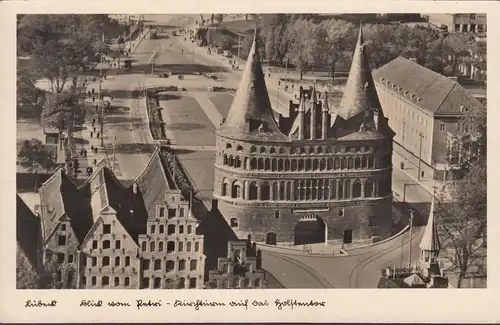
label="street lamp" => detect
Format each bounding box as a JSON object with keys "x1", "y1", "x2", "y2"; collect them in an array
[
  {"x1": 220, "y1": 58, "x2": 224, "y2": 77},
  {"x1": 417, "y1": 132, "x2": 424, "y2": 181},
  {"x1": 407, "y1": 209, "x2": 415, "y2": 270}
]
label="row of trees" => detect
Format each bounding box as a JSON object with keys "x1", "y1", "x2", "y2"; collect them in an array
[{"x1": 210, "y1": 14, "x2": 485, "y2": 81}]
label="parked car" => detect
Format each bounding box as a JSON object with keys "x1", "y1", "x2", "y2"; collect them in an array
[{"x1": 223, "y1": 50, "x2": 233, "y2": 58}]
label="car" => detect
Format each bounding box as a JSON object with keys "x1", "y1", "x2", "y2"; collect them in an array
[{"x1": 223, "y1": 50, "x2": 233, "y2": 58}]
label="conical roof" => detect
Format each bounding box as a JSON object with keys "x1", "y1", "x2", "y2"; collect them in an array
[
  {"x1": 419, "y1": 196, "x2": 441, "y2": 251},
  {"x1": 337, "y1": 24, "x2": 382, "y2": 120},
  {"x1": 216, "y1": 28, "x2": 286, "y2": 141}
]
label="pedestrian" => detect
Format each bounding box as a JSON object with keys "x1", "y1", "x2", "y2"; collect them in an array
[
  {"x1": 93, "y1": 127, "x2": 96, "y2": 133},
  {"x1": 94, "y1": 147, "x2": 98, "y2": 154},
  {"x1": 268, "y1": 72, "x2": 271, "y2": 78},
  {"x1": 292, "y1": 84, "x2": 294, "y2": 89},
  {"x1": 96, "y1": 105, "x2": 98, "y2": 112},
  {"x1": 88, "y1": 90, "x2": 91, "y2": 97},
  {"x1": 97, "y1": 132, "x2": 100, "y2": 139},
  {"x1": 93, "y1": 159, "x2": 97, "y2": 166},
  {"x1": 83, "y1": 149, "x2": 87, "y2": 157},
  {"x1": 91, "y1": 145, "x2": 94, "y2": 152},
  {"x1": 80, "y1": 149, "x2": 84, "y2": 157},
  {"x1": 92, "y1": 97, "x2": 95, "y2": 103},
  {"x1": 90, "y1": 131, "x2": 93, "y2": 138},
  {"x1": 92, "y1": 88, "x2": 95, "y2": 94},
  {"x1": 92, "y1": 118, "x2": 95, "y2": 127},
  {"x1": 104, "y1": 75, "x2": 107, "y2": 80}
]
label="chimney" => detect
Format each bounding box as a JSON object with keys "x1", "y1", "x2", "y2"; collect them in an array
[
  {"x1": 373, "y1": 108, "x2": 380, "y2": 131},
  {"x1": 211, "y1": 199, "x2": 218, "y2": 211}
]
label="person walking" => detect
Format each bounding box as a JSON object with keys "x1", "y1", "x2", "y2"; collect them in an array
[
  {"x1": 90, "y1": 131, "x2": 93, "y2": 138},
  {"x1": 92, "y1": 118, "x2": 95, "y2": 127},
  {"x1": 97, "y1": 132, "x2": 100, "y2": 139},
  {"x1": 93, "y1": 126, "x2": 97, "y2": 133},
  {"x1": 91, "y1": 145, "x2": 94, "y2": 152}
]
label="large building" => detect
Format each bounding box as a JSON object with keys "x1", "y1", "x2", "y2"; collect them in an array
[
  {"x1": 373, "y1": 57, "x2": 484, "y2": 181},
  {"x1": 213, "y1": 27, "x2": 395, "y2": 246},
  {"x1": 426, "y1": 13, "x2": 486, "y2": 35},
  {"x1": 36, "y1": 148, "x2": 205, "y2": 289}
]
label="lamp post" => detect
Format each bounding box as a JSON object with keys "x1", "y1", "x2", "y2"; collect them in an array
[
  {"x1": 408, "y1": 209, "x2": 415, "y2": 270},
  {"x1": 417, "y1": 132, "x2": 424, "y2": 181},
  {"x1": 220, "y1": 58, "x2": 223, "y2": 77}
]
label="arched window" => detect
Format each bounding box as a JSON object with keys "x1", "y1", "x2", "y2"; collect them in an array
[
  {"x1": 250, "y1": 158, "x2": 257, "y2": 170},
  {"x1": 330, "y1": 180, "x2": 336, "y2": 199},
  {"x1": 178, "y1": 241, "x2": 184, "y2": 252},
  {"x1": 284, "y1": 159, "x2": 290, "y2": 171},
  {"x1": 141, "y1": 241, "x2": 146, "y2": 252},
  {"x1": 125, "y1": 256, "x2": 130, "y2": 266},
  {"x1": 167, "y1": 241, "x2": 175, "y2": 253},
  {"x1": 189, "y1": 277, "x2": 197, "y2": 289},
  {"x1": 195, "y1": 241, "x2": 200, "y2": 252},
  {"x1": 345, "y1": 180, "x2": 351, "y2": 198},
  {"x1": 249, "y1": 182, "x2": 258, "y2": 200},
  {"x1": 290, "y1": 147, "x2": 297, "y2": 154},
  {"x1": 364, "y1": 180, "x2": 374, "y2": 197},
  {"x1": 327, "y1": 158, "x2": 333, "y2": 170},
  {"x1": 300, "y1": 147, "x2": 306, "y2": 154},
  {"x1": 264, "y1": 158, "x2": 270, "y2": 170},
  {"x1": 222, "y1": 181, "x2": 228, "y2": 196},
  {"x1": 231, "y1": 182, "x2": 241, "y2": 198},
  {"x1": 154, "y1": 259, "x2": 162, "y2": 271},
  {"x1": 367, "y1": 156, "x2": 374, "y2": 169},
  {"x1": 150, "y1": 241, "x2": 156, "y2": 252},
  {"x1": 234, "y1": 156, "x2": 241, "y2": 168},
  {"x1": 257, "y1": 158, "x2": 264, "y2": 170},
  {"x1": 338, "y1": 182, "x2": 344, "y2": 199},
  {"x1": 159, "y1": 207, "x2": 165, "y2": 217},
  {"x1": 229, "y1": 155, "x2": 234, "y2": 167},
  {"x1": 178, "y1": 259, "x2": 186, "y2": 271},
  {"x1": 236, "y1": 145, "x2": 243, "y2": 151},
  {"x1": 261, "y1": 182, "x2": 270, "y2": 200},
  {"x1": 312, "y1": 159, "x2": 319, "y2": 170},
  {"x1": 352, "y1": 180, "x2": 362, "y2": 198},
  {"x1": 260, "y1": 147, "x2": 266, "y2": 153},
  {"x1": 176, "y1": 277, "x2": 185, "y2": 289},
  {"x1": 347, "y1": 157, "x2": 353, "y2": 169},
  {"x1": 250, "y1": 146, "x2": 256, "y2": 153},
  {"x1": 166, "y1": 260, "x2": 175, "y2": 272},
  {"x1": 226, "y1": 143, "x2": 232, "y2": 149},
  {"x1": 187, "y1": 225, "x2": 193, "y2": 234},
  {"x1": 190, "y1": 259, "x2": 197, "y2": 271},
  {"x1": 362, "y1": 156, "x2": 367, "y2": 168},
  {"x1": 158, "y1": 241, "x2": 164, "y2": 252},
  {"x1": 334, "y1": 158, "x2": 340, "y2": 170},
  {"x1": 291, "y1": 159, "x2": 297, "y2": 171},
  {"x1": 223, "y1": 154, "x2": 228, "y2": 165},
  {"x1": 286, "y1": 181, "x2": 292, "y2": 200},
  {"x1": 272, "y1": 182, "x2": 279, "y2": 200},
  {"x1": 167, "y1": 224, "x2": 175, "y2": 235},
  {"x1": 179, "y1": 225, "x2": 184, "y2": 234},
  {"x1": 298, "y1": 160, "x2": 304, "y2": 171},
  {"x1": 271, "y1": 159, "x2": 277, "y2": 171},
  {"x1": 278, "y1": 159, "x2": 284, "y2": 171},
  {"x1": 186, "y1": 241, "x2": 192, "y2": 252},
  {"x1": 319, "y1": 159, "x2": 326, "y2": 170},
  {"x1": 270, "y1": 147, "x2": 276, "y2": 154},
  {"x1": 305, "y1": 159, "x2": 311, "y2": 170},
  {"x1": 279, "y1": 147, "x2": 285, "y2": 154},
  {"x1": 279, "y1": 182, "x2": 285, "y2": 201},
  {"x1": 317, "y1": 146, "x2": 323, "y2": 154},
  {"x1": 308, "y1": 147, "x2": 314, "y2": 154},
  {"x1": 354, "y1": 157, "x2": 361, "y2": 169},
  {"x1": 341, "y1": 158, "x2": 347, "y2": 169},
  {"x1": 103, "y1": 240, "x2": 110, "y2": 249},
  {"x1": 153, "y1": 277, "x2": 161, "y2": 289}
]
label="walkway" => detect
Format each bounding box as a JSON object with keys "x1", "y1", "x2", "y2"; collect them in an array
[{"x1": 191, "y1": 92, "x2": 224, "y2": 128}]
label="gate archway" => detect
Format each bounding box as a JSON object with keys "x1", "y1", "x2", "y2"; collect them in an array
[{"x1": 294, "y1": 215, "x2": 327, "y2": 246}]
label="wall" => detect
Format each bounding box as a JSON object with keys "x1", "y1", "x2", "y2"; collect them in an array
[{"x1": 432, "y1": 116, "x2": 460, "y2": 169}]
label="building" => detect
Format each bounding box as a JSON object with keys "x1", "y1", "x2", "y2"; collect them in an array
[
  {"x1": 426, "y1": 13, "x2": 486, "y2": 35},
  {"x1": 213, "y1": 26, "x2": 395, "y2": 246},
  {"x1": 373, "y1": 57, "x2": 484, "y2": 181},
  {"x1": 36, "y1": 148, "x2": 205, "y2": 289},
  {"x1": 378, "y1": 196, "x2": 449, "y2": 289},
  {"x1": 206, "y1": 235, "x2": 265, "y2": 289}
]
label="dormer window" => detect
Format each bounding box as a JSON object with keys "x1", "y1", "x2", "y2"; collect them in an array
[
  {"x1": 411, "y1": 94, "x2": 416, "y2": 99},
  {"x1": 392, "y1": 84, "x2": 397, "y2": 89},
  {"x1": 404, "y1": 90, "x2": 410, "y2": 96}
]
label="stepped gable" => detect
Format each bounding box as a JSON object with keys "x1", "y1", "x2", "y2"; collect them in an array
[
  {"x1": 337, "y1": 24, "x2": 383, "y2": 121},
  {"x1": 420, "y1": 196, "x2": 441, "y2": 252},
  {"x1": 134, "y1": 147, "x2": 179, "y2": 220},
  {"x1": 16, "y1": 194, "x2": 41, "y2": 267},
  {"x1": 39, "y1": 168, "x2": 92, "y2": 244},
  {"x1": 217, "y1": 27, "x2": 288, "y2": 142}
]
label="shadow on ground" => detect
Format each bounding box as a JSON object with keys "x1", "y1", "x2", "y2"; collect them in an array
[{"x1": 158, "y1": 93, "x2": 182, "y2": 101}]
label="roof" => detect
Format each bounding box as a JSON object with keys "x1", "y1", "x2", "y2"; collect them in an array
[
  {"x1": 337, "y1": 25, "x2": 383, "y2": 120},
  {"x1": 404, "y1": 273, "x2": 426, "y2": 286},
  {"x1": 38, "y1": 168, "x2": 92, "y2": 244},
  {"x1": 134, "y1": 147, "x2": 178, "y2": 220},
  {"x1": 373, "y1": 56, "x2": 484, "y2": 115},
  {"x1": 16, "y1": 194, "x2": 41, "y2": 267},
  {"x1": 420, "y1": 196, "x2": 441, "y2": 251},
  {"x1": 216, "y1": 28, "x2": 287, "y2": 142}
]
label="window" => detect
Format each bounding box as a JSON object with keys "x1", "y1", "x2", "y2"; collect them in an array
[
  {"x1": 352, "y1": 180, "x2": 362, "y2": 198},
  {"x1": 150, "y1": 225, "x2": 156, "y2": 234},
  {"x1": 92, "y1": 240, "x2": 98, "y2": 249},
  {"x1": 167, "y1": 224, "x2": 176, "y2": 235},
  {"x1": 159, "y1": 207, "x2": 165, "y2": 218},
  {"x1": 159, "y1": 225, "x2": 164, "y2": 234},
  {"x1": 115, "y1": 256, "x2": 120, "y2": 266},
  {"x1": 180, "y1": 208, "x2": 185, "y2": 217},
  {"x1": 142, "y1": 259, "x2": 150, "y2": 270},
  {"x1": 114, "y1": 277, "x2": 120, "y2": 287},
  {"x1": 102, "y1": 276, "x2": 109, "y2": 286},
  {"x1": 102, "y1": 256, "x2": 110, "y2": 266},
  {"x1": 150, "y1": 241, "x2": 155, "y2": 252},
  {"x1": 167, "y1": 241, "x2": 175, "y2": 253},
  {"x1": 237, "y1": 145, "x2": 243, "y2": 151},
  {"x1": 168, "y1": 209, "x2": 176, "y2": 218},
  {"x1": 57, "y1": 253, "x2": 65, "y2": 263},
  {"x1": 178, "y1": 259, "x2": 186, "y2": 271},
  {"x1": 190, "y1": 259, "x2": 197, "y2": 271},
  {"x1": 115, "y1": 240, "x2": 121, "y2": 249},
  {"x1": 58, "y1": 234, "x2": 66, "y2": 246},
  {"x1": 166, "y1": 260, "x2": 175, "y2": 272},
  {"x1": 103, "y1": 224, "x2": 111, "y2": 234},
  {"x1": 153, "y1": 277, "x2": 162, "y2": 289},
  {"x1": 178, "y1": 242, "x2": 184, "y2": 252},
  {"x1": 189, "y1": 277, "x2": 197, "y2": 289},
  {"x1": 230, "y1": 218, "x2": 239, "y2": 228},
  {"x1": 142, "y1": 277, "x2": 150, "y2": 289},
  {"x1": 187, "y1": 225, "x2": 193, "y2": 234},
  {"x1": 440, "y1": 123, "x2": 446, "y2": 132},
  {"x1": 103, "y1": 240, "x2": 110, "y2": 249},
  {"x1": 159, "y1": 241, "x2": 164, "y2": 252},
  {"x1": 141, "y1": 241, "x2": 147, "y2": 252},
  {"x1": 68, "y1": 254, "x2": 74, "y2": 263},
  {"x1": 154, "y1": 259, "x2": 162, "y2": 271},
  {"x1": 125, "y1": 256, "x2": 130, "y2": 266},
  {"x1": 338, "y1": 208, "x2": 344, "y2": 217},
  {"x1": 179, "y1": 225, "x2": 184, "y2": 234},
  {"x1": 92, "y1": 276, "x2": 97, "y2": 286},
  {"x1": 369, "y1": 215, "x2": 378, "y2": 227},
  {"x1": 81, "y1": 276, "x2": 87, "y2": 286},
  {"x1": 92, "y1": 257, "x2": 97, "y2": 266},
  {"x1": 195, "y1": 242, "x2": 200, "y2": 252},
  {"x1": 124, "y1": 277, "x2": 130, "y2": 287},
  {"x1": 61, "y1": 224, "x2": 66, "y2": 231},
  {"x1": 186, "y1": 241, "x2": 192, "y2": 252}
]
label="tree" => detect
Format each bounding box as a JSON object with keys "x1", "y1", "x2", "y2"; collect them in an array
[
  {"x1": 215, "y1": 14, "x2": 224, "y2": 25},
  {"x1": 211, "y1": 14, "x2": 215, "y2": 26},
  {"x1": 285, "y1": 19, "x2": 318, "y2": 80},
  {"x1": 17, "y1": 64, "x2": 44, "y2": 119},
  {"x1": 441, "y1": 32, "x2": 475, "y2": 75},
  {"x1": 318, "y1": 19, "x2": 356, "y2": 79},
  {"x1": 18, "y1": 138, "x2": 56, "y2": 189},
  {"x1": 16, "y1": 249, "x2": 40, "y2": 289}
]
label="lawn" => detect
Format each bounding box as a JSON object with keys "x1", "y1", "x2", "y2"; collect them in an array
[{"x1": 208, "y1": 93, "x2": 234, "y2": 118}]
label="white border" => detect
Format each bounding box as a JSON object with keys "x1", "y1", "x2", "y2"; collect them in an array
[{"x1": 1, "y1": 0, "x2": 498, "y2": 323}]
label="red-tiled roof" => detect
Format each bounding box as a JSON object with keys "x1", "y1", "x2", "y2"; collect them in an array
[
  {"x1": 16, "y1": 195, "x2": 41, "y2": 268},
  {"x1": 217, "y1": 29, "x2": 287, "y2": 142},
  {"x1": 373, "y1": 56, "x2": 484, "y2": 115}
]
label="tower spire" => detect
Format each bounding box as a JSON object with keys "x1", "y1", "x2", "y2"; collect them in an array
[
  {"x1": 310, "y1": 80, "x2": 317, "y2": 139},
  {"x1": 419, "y1": 186, "x2": 442, "y2": 277},
  {"x1": 337, "y1": 22, "x2": 382, "y2": 120}
]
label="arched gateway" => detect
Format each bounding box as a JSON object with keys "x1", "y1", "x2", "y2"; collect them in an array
[{"x1": 293, "y1": 215, "x2": 327, "y2": 246}]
